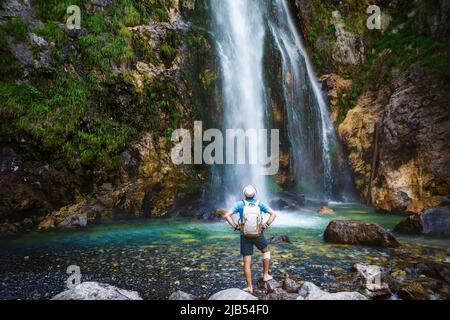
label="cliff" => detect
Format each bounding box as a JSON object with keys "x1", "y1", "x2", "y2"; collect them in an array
[
  {"x1": 0, "y1": 0, "x2": 206, "y2": 235},
  {"x1": 291, "y1": 0, "x2": 450, "y2": 213}
]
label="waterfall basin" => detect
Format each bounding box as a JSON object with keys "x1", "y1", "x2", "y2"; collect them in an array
[{"x1": 0, "y1": 203, "x2": 449, "y2": 300}]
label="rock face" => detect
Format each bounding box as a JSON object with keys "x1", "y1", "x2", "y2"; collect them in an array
[
  {"x1": 0, "y1": 0, "x2": 203, "y2": 232},
  {"x1": 208, "y1": 288, "x2": 258, "y2": 301},
  {"x1": 324, "y1": 220, "x2": 400, "y2": 247},
  {"x1": 293, "y1": 0, "x2": 450, "y2": 213},
  {"x1": 395, "y1": 207, "x2": 450, "y2": 236},
  {"x1": 298, "y1": 282, "x2": 367, "y2": 300},
  {"x1": 52, "y1": 282, "x2": 142, "y2": 300},
  {"x1": 330, "y1": 11, "x2": 365, "y2": 66},
  {"x1": 339, "y1": 64, "x2": 450, "y2": 212}
]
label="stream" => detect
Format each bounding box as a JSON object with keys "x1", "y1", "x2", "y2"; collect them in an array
[{"x1": 1, "y1": 203, "x2": 448, "y2": 300}]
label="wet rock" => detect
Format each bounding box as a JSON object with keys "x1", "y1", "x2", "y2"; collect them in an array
[
  {"x1": 169, "y1": 290, "x2": 197, "y2": 300},
  {"x1": 258, "y1": 278, "x2": 281, "y2": 293},
  {"x1": 269, "y1": 235, "x2": 291, "y2": 244},
  {"x1": 324, "y1": 220, "x2": 400, "y2": 247},
  {"x1": 208, "y1": 288, "x2": 258, "y2": 300},
  {"x1": 298, "y1": 282, "x2": 368, "y2": 300},
  {"x1": 52, "y1": 282, "x2": 142, "y2": 300},
  {"x1": 406, "y1": 196, "x2": 450, "y2": 214},
  {"x1": 197, "y1": 209, "x2": 225, "y2": 222},
  {"x1": 415, "y1": 262, "x2": 450, "y2": 283},
  {"x1": 318, "y1": 206, "x2": 335, "y2": 214},
  {"x1": 59, "y1": 212, "x2": 87, "y2": 228},
  {"x1": 395, "y1": 207, "x2": 450, "y2": 237},
  {"x1": 264, "y1": 287, "x2": 298, "y2": 300},
  {"x1": 0, "y1": 222, "x2": 20, "y2": 238},
  {"x1": 37, "y1": 217, "x2": 55, "y2": 231},
  {"x1": 397, "y1": 281, "x2": 429, "y2": 300},
  {"x1": 282, "y1": 277, "x2": 300, "y2": 293}
]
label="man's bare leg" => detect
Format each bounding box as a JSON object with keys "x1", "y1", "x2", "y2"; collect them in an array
[
  {"x1": 261, "y1": 247, "x2": 272, "y2": 282},
  {"x1": 243, "y1": 255, "x2": 253, "y2": 292}
]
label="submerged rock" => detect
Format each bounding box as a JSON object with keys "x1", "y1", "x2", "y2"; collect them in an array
[
  {"x1": 318, "y1": 206, "x2": 335, "y2": 214},
  {"x1": 169, "y1": 290, "x2": 197, "y2": 300},
  {"x1": 395, "y1": 207, "x2": 450, "y2": 237},
  {"x1": 298, "y1": 282, "x2": 367, "y2": 300},
  {"x1": 208, "y1": 288, "x2": 258, "y2": 300},
  {"x1": 269, "y1": 235, "x2": 291, "y2": 244},
  {"x1": 52, "y1": 282, "x2": 142, "y2": 300},
  {"x1": 397, "y1": 281, "x2": 430, "y2": 300},
  {"x1": 324, "y1": 220, "x2": 400, "y2": 247}
]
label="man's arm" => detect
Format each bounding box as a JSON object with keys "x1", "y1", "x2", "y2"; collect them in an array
[
  {"x1": 223, "y1": 210, "x2": 240, "y2": 230},
  {"x1": 264, "y1": 208, "x2": 277, "y2": 228}
]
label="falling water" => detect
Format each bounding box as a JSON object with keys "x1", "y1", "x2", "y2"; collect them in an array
[
  {"x1": 269, "y1": 0, "x2": 337, "y2": 198},
  {"x1": 210, "y1": 0, "x2": 269, "y2": 203},
  {"x1": 210, "y1": 0, "x2": 350, "y2": 202}
]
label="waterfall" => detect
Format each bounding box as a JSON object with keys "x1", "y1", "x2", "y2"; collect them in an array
[
  {"x1": 209, "y1": 0, "x2": 350, "y2": 203},
  {"x1": 268, "y1": 0, "x2": 337, "y2": 199},
  {"x1": 211, "y1": 0, "x2": 269, "y2": 204}
]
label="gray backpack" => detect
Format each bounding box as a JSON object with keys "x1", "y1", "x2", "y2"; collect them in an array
[{"x1": 241, "y1": 200, "x2": 263, "y2": 238}]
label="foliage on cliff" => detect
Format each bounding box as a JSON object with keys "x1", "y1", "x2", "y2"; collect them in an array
[{"x1": 0, "y1": 0, "x2": 183, "y2": 181}]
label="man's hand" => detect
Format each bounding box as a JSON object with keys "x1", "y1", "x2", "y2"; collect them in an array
[{"x1": 224, "y1": 210, "x2": 240, "y2": 231}]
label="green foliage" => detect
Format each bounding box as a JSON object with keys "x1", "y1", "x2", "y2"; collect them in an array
[
  {"x1": 2, "y1": 17, "x2": 29, "y2": 42},
  {"x1": 0, "y1": 20, "x2": 25, "y2": 78},
  {"x1": 85, "y1": 13, "x2": 109, "y2": 34}
]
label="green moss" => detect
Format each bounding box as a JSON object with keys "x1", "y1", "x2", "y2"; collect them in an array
[{"x1": 85, "y1": 12, "x2": 109, "y2": 34}]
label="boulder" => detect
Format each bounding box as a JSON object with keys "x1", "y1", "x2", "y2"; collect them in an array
[
  {"x1": 298, "y1": 282, "x2": 368, "y2": 300},
  {"x1": 324, "y1": 220, "x2": 400, "y2": 247},
  {"x1": 395, "y1": 207, "x2": 450, "y2": 237},
  {"x1": 169, "y1": 290, "x2": 197, "y2": 300},
  {"x1": 52, "y1": 282, "x2": 142, "y2": 300},
  {"x1": 208, "y1": 288, "x2": 258, "y2": 301}
]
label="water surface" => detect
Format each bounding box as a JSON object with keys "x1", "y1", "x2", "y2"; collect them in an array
[{"x1": 0, "y1": 204, "x2": 448, "y2": 299}]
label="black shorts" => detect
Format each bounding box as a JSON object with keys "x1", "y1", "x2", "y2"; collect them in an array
[{"x1": 240, "y1": 232, "x2": 269, "y2": 256}]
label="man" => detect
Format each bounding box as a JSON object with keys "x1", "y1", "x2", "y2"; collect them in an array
[{"x1": 223, "y1": 185, "x2": 278, "y2": 293}]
